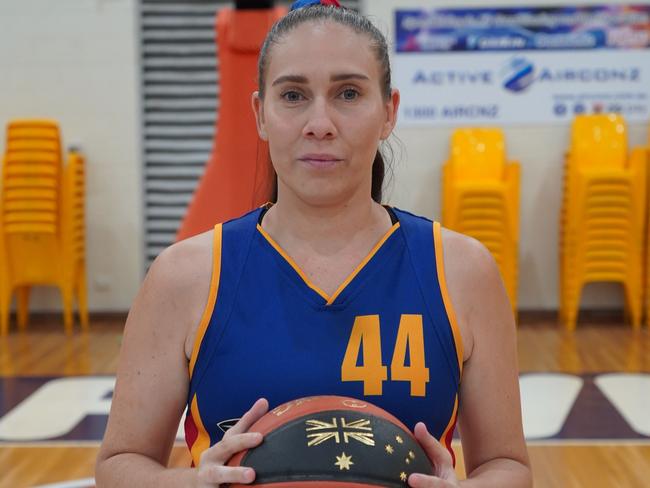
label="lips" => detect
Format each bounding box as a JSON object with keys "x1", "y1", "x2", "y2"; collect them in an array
[{"x1": 299, "y1": 153, "x2": 343, "y2": 168}]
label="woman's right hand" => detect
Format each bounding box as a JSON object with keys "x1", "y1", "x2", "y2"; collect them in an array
[{"x1": 196, "y1": 398, "x2": 269, "y2": 487}]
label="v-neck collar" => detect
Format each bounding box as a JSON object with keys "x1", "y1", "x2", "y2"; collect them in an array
[{"x1": 256, "y1": 217, "x2": 401, "y2": 307}]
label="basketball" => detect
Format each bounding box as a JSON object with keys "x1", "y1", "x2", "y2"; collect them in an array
[{"x1": 227, "y1": 396, "x2": 434, "y2": 487}]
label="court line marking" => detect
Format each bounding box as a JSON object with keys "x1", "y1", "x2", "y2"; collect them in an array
[
  {"x1": 525, "y1": 439, "x2": 650, "y2": 446},
  {"x1": 32, "y1": 479, "x2": 95, "y2": 488},
  {"x1": 0, "y1": 441, "x2": 188, "y2": 447}
]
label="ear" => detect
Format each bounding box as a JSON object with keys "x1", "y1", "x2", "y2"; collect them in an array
[
  {"x1": 251, "y1": 91, "x2": 268, "y2": 141},
  {"x1": 380, "y1": 88, "x2": 400, "y2": 140}
]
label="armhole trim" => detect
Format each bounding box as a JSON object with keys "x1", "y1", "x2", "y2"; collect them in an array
[
  {"x1": 433, "y1": 221, "x2": 464, "y2": 377},
  {"x1": 439, "y1": 393, "x2": 459, "y2": 467},
  {"x1": 189, "y1": 394, "x2": 211, "y2": 465},
  {"x1": 189, "y1": 224, "x2": 223, "y2": 379}
]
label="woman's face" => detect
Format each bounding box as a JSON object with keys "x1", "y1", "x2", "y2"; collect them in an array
[{"x1": 253, "y1": 21, "x2": 399, "y2": 206}]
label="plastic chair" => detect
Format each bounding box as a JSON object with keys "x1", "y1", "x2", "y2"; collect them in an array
[
  {"x1": 559, "y1": 114, "x2": 646, "y2": 330},
  {"x1": 442, "y1": 128, "x2": 520, "y2": 313},
  {"x1": 644, "y1": 126, "x2": 650, "y2": 327},
  {"x1": 0, "y1": 119, "x2": 88, "y2": 334}
]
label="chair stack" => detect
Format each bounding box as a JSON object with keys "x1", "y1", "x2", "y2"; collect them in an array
[
  {"x1": 559, "y1": 114, "x2": 647, "y2": 331},
  {"x1": 62, "y1": 148, "x2": 88, "y2": 329},
  {"x1": 442, "y1": 128, "x2": 520, "y2": 312},
  {"x1": 0, "y1": 119, "x2": 88, "y2": 334},
  {"x1": 644, "y1": 125, "x2": 650, "y2": 328}
]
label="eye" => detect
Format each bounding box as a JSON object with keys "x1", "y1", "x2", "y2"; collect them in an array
[
  {"x1": 340, "y1": 88, "x2": 360, "y2": 101},
  {"x1": 281, "y1": 90, "x2": 304, "y2": 103}
]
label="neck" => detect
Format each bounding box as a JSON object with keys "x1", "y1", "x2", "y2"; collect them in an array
[{"x1": 262, "y1": 188, "x2": 391, "y2": 254}]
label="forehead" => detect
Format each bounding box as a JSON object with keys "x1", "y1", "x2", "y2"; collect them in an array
[{"x1": 267, "y1": 21, "x2": 379, "y2": 81}]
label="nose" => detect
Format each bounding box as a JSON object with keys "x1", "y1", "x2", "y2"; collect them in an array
[{"x1": 302, "y1": 97, "x2": 337, "y2": 140}]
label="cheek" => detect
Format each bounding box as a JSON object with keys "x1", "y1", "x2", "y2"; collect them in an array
[
  {"x1": 267, "y1": 103, "x2": 304, "y2": 129},
  {"x1": 265, "y1": 113, "x2": 298, "y2": 158},
  {"x1": 347, "y1": 108, "x2": 385, "y2": 156},
  {"x1": 350, "y1": 100, "x2": 385, "y2": 134}
]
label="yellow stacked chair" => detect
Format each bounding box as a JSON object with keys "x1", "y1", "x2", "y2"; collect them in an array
[
  {"x1": 645, "y1": 125, "x2": 650, "y2": 328},
  {"x1": 442, "y1": 127, "x2": 520, "y2": 312},
  {"x1": 0, "y1": 119, "x2": 88, "y2": 334},
  {"x1": 559, "y1": 114, "x2": 647, "y2": 331}
]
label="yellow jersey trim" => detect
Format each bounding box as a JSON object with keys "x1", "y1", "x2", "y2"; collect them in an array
[
  {"x1": 326, "y1": 224, "x2": 400, "y2": 305},
  {"x1": 256, "y1": 222, "x2": 401, "y2": 306},
  {"x1": 189, "y1": 224, "x2": 223, "y2": 378},
  {"x1": 190, "y1": 394, "x2": 211, "y2": 465},
  {"x1": 256, "y1": 223, "x2": 330, "y2": 301},
  {"x1": 433, "y1": 221, "x2": 464, "y2": 376}
]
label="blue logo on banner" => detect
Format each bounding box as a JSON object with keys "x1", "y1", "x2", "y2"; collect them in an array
[
  {"x1": 574, "y1": 103, "x2": 586, "y2": 114},
  {"x1": 502, "y1": 57, "x2": 535, "y2": 93},
  {"x1": 554, "y1": 104, "x2": 567, "y2": 116}
]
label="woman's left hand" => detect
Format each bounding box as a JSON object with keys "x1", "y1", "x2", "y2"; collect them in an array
[{"x1": 408, "y1": 422, "x2": 460, "y2": 488}]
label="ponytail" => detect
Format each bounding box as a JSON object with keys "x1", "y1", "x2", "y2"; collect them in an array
[{"x1": 371, "y1": 150, "x2": 384, "y2": 203}]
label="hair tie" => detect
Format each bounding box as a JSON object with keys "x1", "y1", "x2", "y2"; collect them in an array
[{"x1": 290, "y1": 0, "x2": 341, "y2": 12}]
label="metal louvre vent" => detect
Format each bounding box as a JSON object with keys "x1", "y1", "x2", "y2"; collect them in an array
[{"x1": 139, "y1": 0, "x2": 362, "y2": 265}]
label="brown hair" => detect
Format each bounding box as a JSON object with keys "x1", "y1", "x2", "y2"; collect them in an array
[{"x1": 258, "y1": 5, "x2": 393, "y2": 203}]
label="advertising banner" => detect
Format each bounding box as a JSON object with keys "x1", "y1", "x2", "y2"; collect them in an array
[{"x1": 393, "y1": 5, "x2": 650, "y2": 126}]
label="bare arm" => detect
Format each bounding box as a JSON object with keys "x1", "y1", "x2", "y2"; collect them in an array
[
  {"x1": 450, "y1": 232, "x2": 531, "y2": 486},
  {"x1": 409, "y1": 229, "x2": 531, "y2": 488},
  {"x1": 95, "y1": 235, "x2": 209, "y2": 487},
  {"x1": 95, "y1": 231, "x2": 267, "y2": 487}
]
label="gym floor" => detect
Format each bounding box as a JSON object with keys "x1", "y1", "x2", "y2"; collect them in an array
[{"x1": 0, "y1": 312, "x2": 649, "y2": 487}]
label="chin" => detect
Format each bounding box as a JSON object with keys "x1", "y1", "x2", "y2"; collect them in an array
[{"x1": 295, "y1": 184, "x2": 352, "y2": 207}]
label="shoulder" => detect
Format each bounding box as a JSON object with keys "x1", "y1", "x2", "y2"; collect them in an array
[
  {"x1": 439, "y1": 226, "x2": 497, "y2": 276},
  {"x1": 147, "y1": 229, "x2": 214, "y2": 295},
  {"x1": 146, "y1": 208, "x2": 260, "y2": 310},
  {"x1": 439, "y1": 226, "x2": 511, "y2": 361},
  {"x1": 141, "y1": 228, "x2": 216, "y2": 358}
]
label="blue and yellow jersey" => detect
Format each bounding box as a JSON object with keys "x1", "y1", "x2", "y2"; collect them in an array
[{"x1": 184, "y1": 207, "x2": 463, "y2": 465}]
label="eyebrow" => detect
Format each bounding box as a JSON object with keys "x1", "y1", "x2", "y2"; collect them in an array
[
  {"x1": 331, "y1": 73, "x2": 370, "y2": 82},
  {"x1": 271, "y1": 73, "x2": 370, "y2": 86}
]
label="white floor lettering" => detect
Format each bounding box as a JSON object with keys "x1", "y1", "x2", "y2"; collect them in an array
[{"x1": 519, "y1": 373, "x2": 584, "y2": 439}]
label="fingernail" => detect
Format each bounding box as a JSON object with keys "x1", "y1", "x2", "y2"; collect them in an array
[
  {"x1": 245, "y1": 468, "x2": 255, "y2": 481},
  {"x1": 409, "y1": 473, "x2": 422, "y2": 484}
]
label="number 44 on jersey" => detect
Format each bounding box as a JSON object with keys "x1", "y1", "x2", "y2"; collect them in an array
[{"x1": 341, "y1": 314, "x2": 430, "y2": 397}]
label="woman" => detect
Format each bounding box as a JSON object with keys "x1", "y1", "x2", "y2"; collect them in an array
[{"x1": 96, "y1": 2, "x2": 532, "y2": 487}]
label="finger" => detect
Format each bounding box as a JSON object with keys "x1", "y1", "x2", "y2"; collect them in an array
[
  {"x1": 227, "y1": 398, "x2": 269, "y2": 436},
  {"x1": 201, "y1": 432, "x2": 263, "y2": 464},
  {"x1": 198, "y1": 465, "x2": 256, "y2": 485},
  {"x1": 408, "y1": 473, "x2": 453, "y2": 488},
  {"x1": 413, "y1": 422, "x2": 454, "y2": 474}
]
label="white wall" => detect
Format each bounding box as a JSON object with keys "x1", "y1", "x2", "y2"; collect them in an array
[
  {"x1": 0, "y1": 0, "x2": 143, "y2": 311},
  {"x1": 1, "y1": 0, "x2": 648, "y2": 313},
  {"x1": 366, "y1": 0, "x2": 650, "y2": 309}
]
